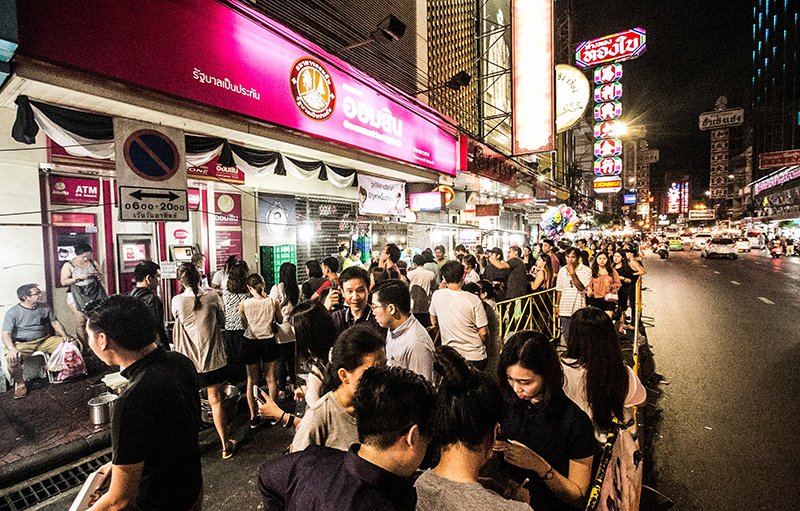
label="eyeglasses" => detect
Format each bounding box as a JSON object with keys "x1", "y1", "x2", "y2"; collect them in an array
[
  {"x1": 370, "y1": 304, "x2": 386, "y2": 311},
  {"x1": 29, "y1": 291, "x2": 42, "y2": 296}
]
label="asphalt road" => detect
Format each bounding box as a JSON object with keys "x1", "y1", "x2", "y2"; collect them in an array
[{"x1": 642, "y1": 246, "x2": 800, "y2": 510}]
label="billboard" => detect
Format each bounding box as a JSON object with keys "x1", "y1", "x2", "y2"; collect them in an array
[
  {"x1": 511, "y1": 0, "x2": 555, "y2": 154},
  {"x1": 555, "y1": 64, "x2": 590, "y2": 133},
  {"x1": 698, "y1": 108, "x2": 744, "y2": 130},
  {"x1": 623, "y1": 193, "x2": 636, "y2": 204},
  {"x1": 409, "y1": 192, "x2": 444, "y2": 212},
  {"x1": 575, "y1": 28, "x2": 647, "y2": 68},
  {"x1": 667, "y1": 182, "x2": 680, "y2": 214},
  {"x1": 593, "y1": 176, "x2": 622, "y2": 193},
  {"x1": 758, "y1": 149, "x2": 800, "y2": 169}
]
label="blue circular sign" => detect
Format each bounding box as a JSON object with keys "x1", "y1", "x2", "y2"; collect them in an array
[{"x1": 123, "y1": 130, "x2": 179, "y2": 182}]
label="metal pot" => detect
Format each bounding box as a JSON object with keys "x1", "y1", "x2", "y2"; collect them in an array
[{"x1": 88, "y1": 393, "x2": 118, "y2": 425}]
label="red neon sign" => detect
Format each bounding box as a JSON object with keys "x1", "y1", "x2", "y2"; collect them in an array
[{"x1": 575, "y1": 28, "x2": 646, "y2": 68}]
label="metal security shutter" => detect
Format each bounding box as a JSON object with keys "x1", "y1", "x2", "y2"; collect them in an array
[{"x1": 296, "y1": 196, "x2": 361, "y2": 281}]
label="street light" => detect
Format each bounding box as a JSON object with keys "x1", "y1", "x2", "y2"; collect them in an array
[
  {"x1": 339, "y1": 15, "x2": 407, "y2": 52},
  {"x1": 704, "y1": 190, "x2": 712, "y2": 196},
  {"x1": 415, "y1": 71, "x2": 472, "y2": 95}
]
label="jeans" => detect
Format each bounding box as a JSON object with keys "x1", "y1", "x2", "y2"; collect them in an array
[{"x1": 560, "y1": 315, "x2": 572, "y2": 344}]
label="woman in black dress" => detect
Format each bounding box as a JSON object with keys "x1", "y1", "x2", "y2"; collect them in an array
[{"x1": 612, "y1": 250, "x2": 635, "y2": 333}]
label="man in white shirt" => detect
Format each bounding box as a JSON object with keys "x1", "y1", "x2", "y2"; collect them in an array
[
  {"x1": 429, "y1": 261, "x2": 489, "y2": 371},
  {"x1": 555, "y1": 247, "x2": 592, "y2": 343},
  {"x1": 407, "y1": 255, "x2": 436, "y2": 327},
  {"x1": 371, "y1": 280, "x2": 435, "y2": 382}
]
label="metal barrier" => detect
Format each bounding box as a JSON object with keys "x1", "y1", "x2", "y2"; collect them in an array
[{"x1": 495, "y1": 288, "x2": 558, "y2": 341}]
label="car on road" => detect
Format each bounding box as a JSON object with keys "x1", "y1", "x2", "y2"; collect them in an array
[
  {"x1": 701, "y1": 237, "x2": 738, "y2": 259},
  {"x1": 692, "y1": 233, "x2": 712, "y2": 251},
  {"x1": 735, "y1": 237, "x2": 752, "y2": 252},
  {"x1": 681, "y1": 233, "x2": 693, "y2": 244},
  {"x1": 668, "y1": 238, "x2": 684, "y2": 250},
  {"x1": 746, "y1": 231, "x2": 763, "y2": 249}
]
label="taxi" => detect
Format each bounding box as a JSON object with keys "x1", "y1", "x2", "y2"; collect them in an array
[{"x1": 668, "y1": 238, "x2": 684, "y2": 251}]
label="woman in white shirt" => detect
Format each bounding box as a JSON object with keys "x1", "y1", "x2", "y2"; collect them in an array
[
  {"x1": 561, "y1": 307, "x2": 647, "y2": 445},
  {"x1": 239, "y1": 273, "x2": 282, "y2": 429},
  {"x1": 463, "y1": 254, "x2": 481, "y2": 285}
]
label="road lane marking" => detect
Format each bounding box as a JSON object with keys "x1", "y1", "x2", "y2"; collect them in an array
[
  {"x1": 758, "y1": 297, "x2": 775, "y2": 304},
  {"x1": 730, "y1": 281, "x2": 740, "y2": 285},
  {"x1": 713, "y1": 271, "x2": 720, "y2": 274}
]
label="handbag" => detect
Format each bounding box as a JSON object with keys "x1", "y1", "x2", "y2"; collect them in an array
[{"x1": 604, "y1": 292, "x2": 619, "y2": 302}]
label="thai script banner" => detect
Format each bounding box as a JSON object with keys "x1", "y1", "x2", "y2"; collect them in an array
[
  {"x1": 576, "y1": 28, "x2": 646, "y2": 68},
  {"x1": 357, "y1": 175, "x2": 406, "y2": 217},
  {"x1": 754, "y1": 166, "x2": 800, "y2": 196},
  {"x1": 698, "y1": 109, "x2": 744, "y2": 130},
  {"x1": 758, "y1": 149, "x2": 800, "y2": 170},
  {"x1": 17, "y1": 0, "x2": 458, "y2": 175}
]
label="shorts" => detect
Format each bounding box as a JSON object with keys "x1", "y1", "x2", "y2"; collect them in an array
[
  {"x1": 587, "y1": 297, "x2": 616, "y2": 312},
  {"x1": 197, "y1": 366, "x2": 228, "y2": 389},
  {"x1": 241, "y1": 337, "x2": 279, "y2": 366}
]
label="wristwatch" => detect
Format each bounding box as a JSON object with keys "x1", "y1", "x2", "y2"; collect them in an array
[{"x1": 540, "y1": 467, "x2": 555, "y2": 480}]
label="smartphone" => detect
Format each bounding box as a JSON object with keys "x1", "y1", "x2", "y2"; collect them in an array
[{"x1": 253, "y1": 385, "x2": 265, "y2": 404}]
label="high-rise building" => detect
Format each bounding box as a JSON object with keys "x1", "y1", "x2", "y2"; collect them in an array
[{"x1": 751, "y1": 0, "x2": 800, "y2": 179}]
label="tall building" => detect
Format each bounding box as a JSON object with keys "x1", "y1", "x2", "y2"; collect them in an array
[{"x1": 751, "y1": 0, "x2": 800, "y2": 179}]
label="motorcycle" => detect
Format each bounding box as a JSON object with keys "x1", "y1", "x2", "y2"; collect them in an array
[
  {"x1": 657, "y1": 242, "x2": 669, "y2": 259},
  {"x1": 770, "y1": 244, "x2": 783, "y2": 258}
]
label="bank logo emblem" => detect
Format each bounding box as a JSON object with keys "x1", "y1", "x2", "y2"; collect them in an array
[{"x1": 291, "y1": 57, "x2": 336, "y2": 121}]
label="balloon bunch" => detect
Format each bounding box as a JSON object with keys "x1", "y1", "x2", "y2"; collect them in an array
[{"x1": 539, "y1": 204, "x2": 581, "y2": 238}]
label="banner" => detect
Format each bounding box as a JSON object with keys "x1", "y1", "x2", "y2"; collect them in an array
[
  {"x1": 214, "y1": 192, "x2": 242, "y2": 271},
  {"x1": 357, "y1": 175, "x2": 405, "y2": 216}
]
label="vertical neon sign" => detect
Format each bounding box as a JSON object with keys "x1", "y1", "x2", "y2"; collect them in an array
[{"x1": 511, "y1": 0, "x2": 554, "y2": 155}]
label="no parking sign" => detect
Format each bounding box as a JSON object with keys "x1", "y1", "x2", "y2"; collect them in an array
[{"x1": 114, "y1": 118, "x2": 189, "y2": 222}]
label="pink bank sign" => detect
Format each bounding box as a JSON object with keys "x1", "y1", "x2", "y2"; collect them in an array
[{"x1": 16, "y1": 0, "x2": 458, "y2": 176}]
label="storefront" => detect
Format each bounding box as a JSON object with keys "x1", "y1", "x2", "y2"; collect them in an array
[{"x1": 0, "y1": 0, "x2": 460, "y2": 324}]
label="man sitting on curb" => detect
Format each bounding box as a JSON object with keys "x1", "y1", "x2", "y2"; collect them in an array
[
  {"x1": 259, "y1": 366, "x2": 436, "y2": 510},
  {"x1": 2, "y1": 284, "x2": 78, "y2": 399}
]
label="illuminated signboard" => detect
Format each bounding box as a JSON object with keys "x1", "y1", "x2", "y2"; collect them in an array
[
  {"x1": 681, "y1": 182, "x2": 689, "y2": 213},
  {"x1": 594, "y1": 64, "x2": 623, "y2": 84},
  {"x1": 593, "y1": 176, "x2": 622, "y2": 193},
  {"x1": 511, "y1": 0, "x2": 555, "y2": 154},
  {"x1": 667, "y1": 182, "x2": 680, "y2": 214},
  {"x1": 594, "y1": 82, "x2": 622, "y2": 102},
  {"x1": 594, "y1": 139, "x2": 622, "y2": 158},
  {"x1": 623, "y1": 193, "x2": 636, "y2": 204},
  {"x1": 575, "y1": 28, "x2": 647, "y2": 68},
  {"x1": 594, "y1": 120, "x2": 624, "y2": 139},
  {"x1": 595, "y1": 199, "x2": 604, "y2": 212},
  {"x1": 408, "y1": 191, "x2": 445, "y2": 212},
  {"x1": 594, "y1": 101, "x2": 622, "y2": 121},
  {"x1": 555, "y1": 64, "x2": 590, "y2": 133},
  {"x1": 594, "y1": 157, "x2": 622, "y2": 176}
]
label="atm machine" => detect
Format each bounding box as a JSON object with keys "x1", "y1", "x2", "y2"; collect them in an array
[{"x1": 116, "y1": 234, "x2": 155, "y2": 295}]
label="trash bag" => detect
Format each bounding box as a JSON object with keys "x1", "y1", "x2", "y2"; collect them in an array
[{"x1": 47, "y1": 342, "x2": 87, "y2": 382}]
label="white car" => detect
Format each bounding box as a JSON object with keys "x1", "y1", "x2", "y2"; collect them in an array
[
  {"x1": 701, "y1": 238, "x2": 738, "y2": 259},
  {"x1": 735, "y1": 237, "x2": 752, "y2": 252},
  {"x1": 692, "y1": 233, "x2": 712, "y2": 251}
]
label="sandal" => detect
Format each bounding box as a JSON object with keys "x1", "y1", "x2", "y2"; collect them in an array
[{"x1": 222, "y1": 439, "x2": 238, "y2": 459}]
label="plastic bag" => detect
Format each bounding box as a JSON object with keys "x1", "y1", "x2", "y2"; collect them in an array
[{"x1": 47, "y1": 342, "x2": 87, "y2": 381}]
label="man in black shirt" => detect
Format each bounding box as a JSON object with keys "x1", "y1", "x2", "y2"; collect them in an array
[
  {"x1": 84, "y1": 295, "x2": 202, "y2": 511},
  {"x1": 259, "y1": 366, "x2": 436, "y2": 510},
  {"x1": 128, "y1": 261, "x2": 169, "y2": 349},
  {"x1": 326, "y1": 266, "x2": 385, "y2": 337}
]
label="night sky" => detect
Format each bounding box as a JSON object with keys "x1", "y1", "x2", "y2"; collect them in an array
[{"x1": 571, "y1": 0, "x2": 753, "y2": 197}]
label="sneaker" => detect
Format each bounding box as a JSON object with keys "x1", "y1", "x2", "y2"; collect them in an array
[
  {"x1": 14, "y1": 383, "x2": 28, "y2": 399},
  {"x1": 250, "y1": 416, "x2": 262, "y2": 429}
]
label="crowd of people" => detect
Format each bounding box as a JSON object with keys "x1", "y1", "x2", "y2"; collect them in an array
[{"x1": 1, "y1": 233, "x2": 649, "y2": 510}]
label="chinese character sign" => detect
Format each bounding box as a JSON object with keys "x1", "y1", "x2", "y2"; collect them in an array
[
  {"x1": 594, "y1": 139, "x2": 623, "y2": 158},
  {"x1": 594, "y1": 82, "x2": 622, "y2": 102},
  {"x1": 594, "y1": 157, "x2": 622, "y2": 176},
  {"x1": 594, "y1": 101, "x2": 622, "y2": 121},
  {"x1": 594, "y1": 64, "x2": 623, "y2": 84}
]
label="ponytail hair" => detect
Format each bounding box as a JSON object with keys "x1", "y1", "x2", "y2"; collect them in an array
[
  {"x1": 433, "y1": 346, "x2": 502, "y2": 450},
  {"x1": 246, "y1": 273, "x2": 266, "y2": 297},
  {"x1": 177, "y1": 262, "x2": 202, "y2": 310}
]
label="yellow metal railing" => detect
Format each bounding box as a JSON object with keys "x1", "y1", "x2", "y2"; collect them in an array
[{"x1": 496, "y1": 288, "x2": 558, "y2": 342}]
